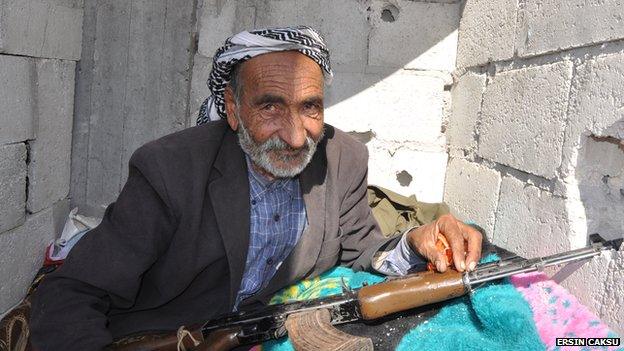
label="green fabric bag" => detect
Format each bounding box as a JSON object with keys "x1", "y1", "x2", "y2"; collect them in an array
[{"x1": 367, "y1": 185, "x2": 450, "y2": 237}]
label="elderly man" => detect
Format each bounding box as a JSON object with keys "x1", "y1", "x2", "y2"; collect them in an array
[{"x1": 30, "y1": 26, "x2": 482, "y2": 350}]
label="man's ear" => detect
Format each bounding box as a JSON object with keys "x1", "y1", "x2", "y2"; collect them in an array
[{"x1": 224, "y1": 86, "x2": 239, "y2": 131}]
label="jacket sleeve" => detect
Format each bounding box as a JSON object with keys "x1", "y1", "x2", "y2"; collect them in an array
[
  {"x1": 337, "y1": 146, "x2": 401, "y2": 272},
  {"x1": 29, "y1": 145, "x2": 177, "y2": 351}
]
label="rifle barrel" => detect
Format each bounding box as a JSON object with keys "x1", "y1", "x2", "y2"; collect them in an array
[{"x1": 466, "y1": 236, "x2": 621, "y2": 286}]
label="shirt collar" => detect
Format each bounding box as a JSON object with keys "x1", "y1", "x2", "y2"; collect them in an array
[{"x1": 245, "y1": 154, "x2": 298, "y2": 194}]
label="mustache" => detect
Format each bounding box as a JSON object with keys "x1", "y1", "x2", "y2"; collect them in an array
[{"x1": 259, "y1": 136, "x2": 312, "y2": 153}]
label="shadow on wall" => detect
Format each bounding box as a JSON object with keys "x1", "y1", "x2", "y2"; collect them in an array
[
  {"x1": 322, "y1": 2, "x2": 459, "y2": 108},
  {"x1": 195, "y1": 0, "x2": 461, "y2": 114},
  {"x1": 72, "y1": 0, "x2": 462, "y2": 217},
  {"x1": 193, "y1": 0, "x2": 461, "y2": 205}
]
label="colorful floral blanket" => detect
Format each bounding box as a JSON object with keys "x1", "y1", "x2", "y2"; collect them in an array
[
  {"x1": 252, "y1": 254, "x2": 622, "y2": 351},
  {"x1": 510, "y1": 272, "x2": 621, "y2": 351}
]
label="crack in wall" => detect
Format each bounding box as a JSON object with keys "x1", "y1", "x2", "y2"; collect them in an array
[{"x1": 24, "y1": 141, "x2": 32, "y2": 215}]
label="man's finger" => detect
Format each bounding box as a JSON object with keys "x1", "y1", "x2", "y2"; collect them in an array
[
  {"x1": 434, "y1": 251, "x2": 448, "y2": 272},
  {"x1": 439, "y1": 216, "x2": 466, "y2": 272},
  {"x1": 462, "y1": 223, "x2": 483, "y2": 271},
  {"x1": 417, "y1": 224, "x2": 447, "y2": 272}
]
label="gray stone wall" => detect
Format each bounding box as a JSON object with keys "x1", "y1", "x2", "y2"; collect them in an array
[
  {"x1": 0, "y1": 0, "x2": 83, "y2": 314},
  {"x1": 69, "y1": 0, "x2": 197, "y2": 217},
  {"x1": 71, "y1": 0, "x2": 461, "y2": 217},
  {"x1": 192, "y1": 0, "x2": 461, "y2": 203},
  {"x1": 445, "y1": 0, "x2": 624, "y2": 333}
]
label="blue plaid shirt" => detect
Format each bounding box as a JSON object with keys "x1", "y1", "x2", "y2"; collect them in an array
[
  {"x1": 235, "y1": 156, "x2": 426, "y2": 309},
  {"x1": 234, "y1": 157, "x2": 307, "y2": 308}
]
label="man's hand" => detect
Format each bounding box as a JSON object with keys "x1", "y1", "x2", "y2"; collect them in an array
[{"x1": 406, "y1": 214, "x2": 482, "y2": 273}]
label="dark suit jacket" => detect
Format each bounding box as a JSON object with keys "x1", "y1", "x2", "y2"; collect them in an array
[{"x1": 30, "y1": 121, "x2": 398, "y2": 350}]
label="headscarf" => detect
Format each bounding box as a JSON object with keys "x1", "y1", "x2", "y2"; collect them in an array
[{"x1": 197, "y1": 25, "x2": 333, "y2": 125}]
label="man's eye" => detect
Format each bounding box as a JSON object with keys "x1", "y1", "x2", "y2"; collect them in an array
[
  {"x1": 303, "y1": 103, "x2": 321, "y2": 113},
  {"x1": 262, "y1": 104, "x2": 277, "y2": 111}
]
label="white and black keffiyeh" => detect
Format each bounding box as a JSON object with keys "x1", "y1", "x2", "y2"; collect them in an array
[{"x1": 197, "y1": 26, "x2": 333, "y2": 125}]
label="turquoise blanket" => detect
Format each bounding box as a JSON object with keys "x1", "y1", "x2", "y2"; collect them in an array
[{"x1": 262, "y1": 254, "x2": 545, "y2": 351}]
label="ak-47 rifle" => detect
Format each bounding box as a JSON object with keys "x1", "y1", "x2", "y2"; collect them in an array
[{"x1": 109, "y1": 234, "x2": 622, "y2": 351}]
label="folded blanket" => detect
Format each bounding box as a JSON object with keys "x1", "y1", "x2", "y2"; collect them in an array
[{"x1": 255, "y1": 253, "x2": 621, "y2": 351}]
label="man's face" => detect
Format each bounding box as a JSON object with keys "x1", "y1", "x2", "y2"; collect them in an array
[{"x1": 224, "y1": 51, "x2": 325, "y2": 178}]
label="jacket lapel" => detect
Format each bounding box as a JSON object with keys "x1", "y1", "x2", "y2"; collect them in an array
[{"x1": 208, "y1": 128, "x2": 251, "y2": 308}]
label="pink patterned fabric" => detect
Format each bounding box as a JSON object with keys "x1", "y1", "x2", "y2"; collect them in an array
[{"x1": 510, "y1": 272, "x2": 621, "y2": 351}]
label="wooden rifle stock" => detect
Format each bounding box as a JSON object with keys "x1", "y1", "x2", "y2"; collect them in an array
[
  {"x1": 107, "y1": 326, "x2": 241, "y2": 351},
  {"x1": 198, "y1": 327, "x2": 242, "y2": 351},
  {"x1": 357, "y1": 269, "x2": 466, "y2": 320}
]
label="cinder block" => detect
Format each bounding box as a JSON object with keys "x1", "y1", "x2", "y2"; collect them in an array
[
  {"x1": 478, "y1": 61, "x2": 573, "y2": 179},
  {"x1": 324, "y1": 70, "x2": 381, "y2": 134},
  {"x1": 0, "y1": 0, "x2": 83, "y2": 60},
  {"x1": 0, "y1": 144, "x2": 27, "y2": 233},
  {"x1": 517, "y1": 0, "x2": 624, "y2": 58},
  {"x1": 254, "y1": 0, "x2": 370, "y2": 69},
  {"x1": 189, "y1": 54, "x2": 213, "y2": 126},
  {"x1": 574, "y1": 138, "x2": 624, "y2": 242},
  {"x1": 48, "y1": 0, "x2": 83, "y2": 8},
  {"x1": 570, "y1": 52, "x2": 624, "y2": 135},
  {"x1": 447, "y1": 71, "x2": 486, "y2": 151},
  {"x1": 325, "y1": 70, "x2": 446, "y2": 147},
  {"x1": 0, "y1": 208, "x2": 55, "y2": 315},
  {"x1": 563, "y1": 53, "x2": 624, "y2": 173},
  {"x1": 27, "y1": 59, "x2": 75, "y2": 213},
  {"x1": 557, "y1": 51, "x2": 624, "y2": 333},
  {"x1": 368, "y1": 1, "x2": 460, "y2": 71},
  {"x1": 443, "y1": 158, "x2": 501, "y2": 237},
  {"x1": 367, "y1": 142, "x2": 448, "y2": 203},
  {"x1": 0, "y1": 55, "x2": 35, "y2": 144},
  {"x1": 456, "y1": 0, "x2": 517, "y2": 68},
  {"x1": 558, "y1": 249, "x2": 623, "y2": 335},
  {"x1": 493, "y1": 176, "x2": 570, "y2": 258}
]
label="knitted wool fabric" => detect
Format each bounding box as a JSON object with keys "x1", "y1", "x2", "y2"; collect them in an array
[{"x1": 396, "y1": 254, "x2": 544, "y2": 350}]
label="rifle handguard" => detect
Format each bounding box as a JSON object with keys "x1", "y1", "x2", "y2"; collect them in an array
[{"x1": 357, "y1": 270, "x2": 466, "y2": 320}]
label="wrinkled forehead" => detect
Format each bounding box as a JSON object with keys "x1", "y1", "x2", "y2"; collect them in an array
[{"x1": 238, "y1": 51, "x2": 325, "y2": 93}]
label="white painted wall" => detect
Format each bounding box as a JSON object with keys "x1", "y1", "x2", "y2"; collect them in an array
[{"x1": 445, "y1": 0, "x2": 624, "y2": 333}]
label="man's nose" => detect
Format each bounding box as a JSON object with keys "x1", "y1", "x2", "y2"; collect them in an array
[{"x1": 278, "y1": 113, "x2": 307, "y2": 149}]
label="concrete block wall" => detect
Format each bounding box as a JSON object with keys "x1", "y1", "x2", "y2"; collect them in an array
[
  {"x1": 0, "y1": 1, "x2": 83, "y2": 315},
  {"x1": 445, "y1": 0, "x2": 624, "y2": 333},
  {"x1": 69, "y1": 0, "x2": 197, "y2": 216},
  {"x1": 192, "y1": 0, "x2": 461, "y2": 202}
]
